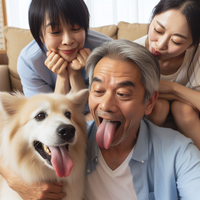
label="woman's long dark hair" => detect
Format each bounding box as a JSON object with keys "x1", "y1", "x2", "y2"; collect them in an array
[{"x1": 151, "y1": 0, "x2": 200, "y2": 84}]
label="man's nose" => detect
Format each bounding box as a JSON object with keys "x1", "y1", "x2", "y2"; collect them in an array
[
  {"x1": 156, "y1": 35, "x2": 168, "y2": 50},
  {"x1": 99, "y1": 92, "x2": 118, "y2": 113},
  {"x1": 62, "y1": 32, "x2": 74, "y2": 46}
]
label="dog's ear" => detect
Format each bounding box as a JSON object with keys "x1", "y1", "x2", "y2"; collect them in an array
[
  {"x1": 0, "y1": 92, "x2": 26, "y2": 117},
  {"x1": 66, "y1": 89, "x2": 89, "y2": 111}
]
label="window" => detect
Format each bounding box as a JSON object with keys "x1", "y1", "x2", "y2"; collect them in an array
[{"x1": 5, "y1": 0, "x2": 159, "y2": 29}]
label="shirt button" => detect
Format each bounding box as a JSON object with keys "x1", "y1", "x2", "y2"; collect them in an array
[
  {"x1": 95, "y1": 158, "x2": 98, "y2": 162},
  {"x1": 141, "y1": 160, "x2": 144, "y2": 163},
  {"x1": 87, "y1": 169, "x2": 90, "y2": 173}
]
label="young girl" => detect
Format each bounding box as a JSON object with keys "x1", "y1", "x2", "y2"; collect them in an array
[
  {"x1": 17, "y1": 0, "x2": 112, "y2": 98},
  {"x1": 135, "y1": 0, "x2": 200, "y2": 149}
]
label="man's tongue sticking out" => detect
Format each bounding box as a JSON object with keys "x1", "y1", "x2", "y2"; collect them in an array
[{"x1": 96, "y1": 119, "x2": 118, "y2": 149}]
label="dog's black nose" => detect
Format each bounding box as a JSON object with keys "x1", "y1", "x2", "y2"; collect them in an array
[{"x1": 57, "y1": 124, "x2": 75, "y2": 142}]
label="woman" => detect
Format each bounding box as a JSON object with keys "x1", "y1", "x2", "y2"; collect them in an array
[
  {"x1": 17, "y1": 0, "x2": 112, "y2": 98},
  {"x1": 135, "y1": 0, "x2": 200, "y2": 149}
]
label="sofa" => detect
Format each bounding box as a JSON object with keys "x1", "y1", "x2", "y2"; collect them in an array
[{"x1": 0, "y1": 21, "x2": 149, "y2": 93}]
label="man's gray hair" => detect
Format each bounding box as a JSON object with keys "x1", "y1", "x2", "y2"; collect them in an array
[{"x1": 85, "y1": 39, "x2": 160, "y2": 103}]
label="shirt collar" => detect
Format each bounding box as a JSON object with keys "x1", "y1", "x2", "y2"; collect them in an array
[
  {"x1": 131, "y1": 119, "x2": 149, "y2": 163},
  {"x1": 87, "y1": 121, "x2": 99, "y2": 162}
]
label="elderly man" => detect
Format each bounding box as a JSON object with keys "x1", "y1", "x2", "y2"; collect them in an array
[
  {"x1": 1, "y1": 40, "x2": 200, "y2": 200},
  {"x1": 84, "y1": 40, "x2": 200, "y2": 200}
]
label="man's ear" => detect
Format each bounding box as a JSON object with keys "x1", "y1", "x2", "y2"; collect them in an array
[{"x1": 144, "y1": 91, "x2": 158, "y2": 116}]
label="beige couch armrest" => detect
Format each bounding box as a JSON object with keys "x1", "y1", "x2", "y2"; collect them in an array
[{"x1": 0, "y1": 65, "x2": 11, "y2": 92}]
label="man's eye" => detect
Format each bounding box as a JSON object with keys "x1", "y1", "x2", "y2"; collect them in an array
[
  {"x1": 117, "y1": 93, "x2": 131, "y2": 100},
  {"x1": 117, "y1": 93, "x2": 129, "y2": 97},
  {"x1": 94, "y1": 90, "x2": 103, "y2": 94},
  {"x1": 93, "y1": 90, "x2": 104, "y2": 96}
]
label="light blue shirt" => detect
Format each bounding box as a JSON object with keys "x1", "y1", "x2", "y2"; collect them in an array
[
  {"x1": 86, "y1": 119, "x2": 200, "y2": 200},
  {"x1": 17, "y1": 29, "x2": 112, "y2": 97}
]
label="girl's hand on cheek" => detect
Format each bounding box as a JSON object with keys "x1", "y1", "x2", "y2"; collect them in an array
[
  {"x1": 69, "y1": 48, "x2": 91, "y2": 70},
  {"x1": 45, "y1": 51, "x2": 68, "y2": 77}
]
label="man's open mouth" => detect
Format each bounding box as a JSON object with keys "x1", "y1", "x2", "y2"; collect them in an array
[
  {"x1": 33, "y1": 141, "x2": 69, "y2": 166},
  {"x1": 96, "y1": 117, "x2": 122, "y2": 149},
  {"x1": 99, "y1": 117, "x2": 121, "y2": 132}
]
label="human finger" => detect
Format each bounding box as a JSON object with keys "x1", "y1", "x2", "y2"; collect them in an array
[
  {"x1": 57, "y1": 60, "x2": 68, "y2": 75},
  {"x1": 48, "y1": 54, "x2": 61, "y2": 69},
  {"x1": 37, "y1": 191, "x2": 66, "y2": 200},
  {"x1": 45, "y1": 51, "x2": 56, "y2": 64},
  {"x1": 46, "y1": 50, "x2": 52, "y2": 57},
  {"x1": 79, "y1": 48, "x2": 91, "y2": 58},
  {"x1": 51, "y1": 57, "x2": 68, "y2": 75},
  {"x1": 70, "y1": 53, "x2": 86, "y2": 70},
  {"x1": 45, "y1": 53, "x2": 60, "y2": 70},
  {"x1": 78, "y1": 48, "x2": 91, "y2": 63},
  {"x1": 20, "y1": 182, "x2": 65, "y2": 200},
  {"x1": 76, "y1": 53, "x2": 85, "y2": 67},
  {"x1": 68, "y1": 59, "x2": 82, "y2": 70},
  {"x1": 77, "y1": 48, "x2": 91, "y2": 66},
  {"x1": 39, "y1": 182, "x2": 66, "y2": 199}
]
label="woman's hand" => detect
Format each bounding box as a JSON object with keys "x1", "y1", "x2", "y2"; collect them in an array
[
  {"x1": 45, "y1": 48, "x2": 90, "y2": 74},
  {"x1": 68, "y1": 48, "x2": 91, "y2": 92},
  {"x1": 45, "y1": 51, "x2": 68, "y2": 77},
  {"x1": 46, "y1": 48, "x2": 91, "y2": 94},
  {"x1": 68, "y1": 48, "x2": 91, "y2": 70}
]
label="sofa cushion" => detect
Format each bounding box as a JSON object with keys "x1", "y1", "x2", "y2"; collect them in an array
[
  {"x1": 117, "y1": 21, "x2": 149, "y2": 41},
  {"x1": 3, "y1": 26, "x2": 33, "y2": 92},
  {"x1": 0, "y1": 65, "x2": 11, "y2": 92},
  {"x1": 90, "y1": 24, "x2": 118, "y2": 40}
]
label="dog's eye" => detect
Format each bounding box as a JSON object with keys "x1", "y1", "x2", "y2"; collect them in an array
[
  {"x1": 64, "y1": 111, "x2": 71, "y2": 119},
  {"x1": 35, "y1": 112, "x2": 46, "y2": 121}
]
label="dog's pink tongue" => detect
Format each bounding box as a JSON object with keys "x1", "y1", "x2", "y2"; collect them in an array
[
  {"x1": 96, "y1": 120, "x2": 118, "y2": 149},
  {"x1": 49, "y1": 146, "x2": 73, "y2": 177}
]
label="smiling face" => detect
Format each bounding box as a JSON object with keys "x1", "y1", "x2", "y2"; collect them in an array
[
  {"x1": 89, "y1": 57, "x2": 156, "y2": 149},
  {"x1": 41, "y1": 16, "x2": 85, "y2": 62},
  {"x1": 148, "y1": 9, "x2": 193, "y2": 61}
]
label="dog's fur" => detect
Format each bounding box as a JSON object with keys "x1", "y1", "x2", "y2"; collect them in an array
[{"x1": 0, "y1": 89, "x2": 88, "y2": 200}]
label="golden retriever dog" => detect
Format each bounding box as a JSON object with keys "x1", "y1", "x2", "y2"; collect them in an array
[{"x1": 0, "y1": 89, "x2": 88, "y2": 200}]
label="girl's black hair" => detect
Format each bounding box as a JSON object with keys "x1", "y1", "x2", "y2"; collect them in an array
[
  {"x1": 151, "y1": 0, "x2": 200, "y2": 83},
  {"x1": 29, "y1": 0, "x2": 90, "y2": 52}
]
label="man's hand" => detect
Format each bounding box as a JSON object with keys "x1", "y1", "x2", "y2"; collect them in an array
[
  {"x1": 9, "y1": 180, "x2": 66, "y2": 200},
  {"x1": 69, "y1": 48, "x2": 91, "y2": 70},
  {"x1": 0, "y1": 158, "x2": 66, "y2": 200},
  {"x1": 45, "y1": 51, "x2": 68, "y2": 77}
]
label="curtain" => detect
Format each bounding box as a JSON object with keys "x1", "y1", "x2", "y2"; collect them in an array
[
  {"x1": 6, "y1": 0, "x2": 30, "y2": 28},
  {"x1": 5, "y1": 0, "x2": 159, "y2": 29},
  {"x1": 85, "y1": 0, "x2": 159, "y2": 27}
]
